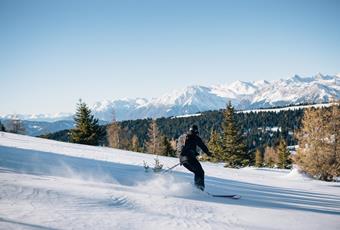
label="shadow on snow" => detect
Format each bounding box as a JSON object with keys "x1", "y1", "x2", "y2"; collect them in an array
[
  {"x1": 0, "y1": 217, "x2": 58, "y2": 230},
  {"x1": 1, "y1": 145, "x2": 340, "y2": 217}
]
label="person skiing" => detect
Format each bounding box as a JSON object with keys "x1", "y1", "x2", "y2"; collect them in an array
[{"x1": 179, "y1": 125, "x2": 211, "y2": 191}]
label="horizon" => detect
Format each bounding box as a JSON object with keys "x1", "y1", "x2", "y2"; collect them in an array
[{"x1": 1, "y1": 0, "x2": 340, "y2": 115}]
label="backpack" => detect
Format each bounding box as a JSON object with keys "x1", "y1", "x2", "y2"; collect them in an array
[{"x1": 176, "y1": 134, "x2": 188, "y2": 156}]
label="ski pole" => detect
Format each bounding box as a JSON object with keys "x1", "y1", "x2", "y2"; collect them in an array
[{"x1": 162, "y1": 162, "x2": 180, "y2": 174}]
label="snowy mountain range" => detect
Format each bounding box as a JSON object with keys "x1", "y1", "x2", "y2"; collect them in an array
[
  {"x1": 84, "y1": 73, "x2": 340, "y2": 121},
  {"x1": 1, "y1": 73, "x2": 339, "y2": 124}
]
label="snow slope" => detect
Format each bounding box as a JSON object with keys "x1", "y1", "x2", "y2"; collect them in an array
[{"x1": 0, "y1": 132, "x2": 340, "y2": 229}]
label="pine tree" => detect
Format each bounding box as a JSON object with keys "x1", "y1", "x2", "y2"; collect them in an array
[
  {"x1": 255, "y1": 149, "x2": 263, "y2": 167},
  {"x1": 145, "y1": 120, "x2": 162, "y2": 155},
  {"x1": 106, "y1": 111, "x2": 130, "y2": 149},
  {"x1": 107, "y1": 123, "x2": 129, "y2": 149},
  {"x1": 160, "y1": 135, "x2": 176, "y2": 157},
  {"x1": 131, "y1": 135, "x2": 140, "y2": 152},
  {"x1": 221, "y1": 101, "x2": 247, "y2": 167},
  {"x1": 107, "y1": 122, "x2": 121, "y2": 148},
  {"x1": 208, "y1": 129, "x2": 223, "y2": 162},
  {"x1": 170, "y1": 138, "x2": 177, "y2": 153},
  {"x1": 0, "y1": 120, "x2": 5, "y2": 132},
  {"x1": 295, "y1": 103, "x2": 340, "y2": 181},
  {"x1": 263, "y1": 146, "x2": 277, "y2": 167},
  {"x1": 327, "y1": 101, "x2": 340, "y2": 178},
  {"x1": 277, "y1": 138, "x2": 291, "y2": 169},
  {"x1": 107, "y1": 110, "x2": 121, "y2": 148},
  {"x1": 69, "y1": 100, "x2": 103, "y2": 146}
]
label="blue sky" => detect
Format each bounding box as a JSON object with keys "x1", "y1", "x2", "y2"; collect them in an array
[{"x1": 1, "y1": 0, "x2": 339, "y2": 114}]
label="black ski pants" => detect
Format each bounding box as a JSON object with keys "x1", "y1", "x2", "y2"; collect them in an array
[{"x1": 182, "y1": 157, "x2": 205, "y2": 190}]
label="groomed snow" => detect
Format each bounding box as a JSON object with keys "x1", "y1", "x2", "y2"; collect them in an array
[{"x1": 0, "y1": 132, "x2": 339, "y2": 229}]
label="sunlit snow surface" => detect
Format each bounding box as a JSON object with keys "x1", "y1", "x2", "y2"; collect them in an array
[{"x1": 0, "y1": 132, "x2": 339, "y2": 230}]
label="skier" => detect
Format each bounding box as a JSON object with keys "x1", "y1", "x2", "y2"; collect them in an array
[{"x1": 179, "y1": 125, "x2": 211, "y2": 191}]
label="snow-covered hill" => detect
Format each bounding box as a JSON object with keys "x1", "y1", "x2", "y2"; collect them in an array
[{"x1": 1, "y1": 132, "x2": 340, "y2": 229}]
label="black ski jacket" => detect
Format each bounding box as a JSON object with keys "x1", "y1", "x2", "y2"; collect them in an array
[{"x1": 181, "y1": 133, "x2": 210, "y2": 159}]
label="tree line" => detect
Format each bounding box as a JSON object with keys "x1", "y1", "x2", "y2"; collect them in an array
[
  {"x1": 41, "y1": 105, "x2": 304, "y2": 151},
  {"x1": 63, "y1": 100, "x2": 293, "y2": 168}
]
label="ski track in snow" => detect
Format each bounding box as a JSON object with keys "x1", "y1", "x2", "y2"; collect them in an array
[{"x1": 0, "y1": 132, "x2": 340, "y2": 230}]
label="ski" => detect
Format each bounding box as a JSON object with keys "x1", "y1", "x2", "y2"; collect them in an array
[
  {"x1": 211, "y1": 194, "x2": 241, "y2": 199},
  {"x1": 206, "y1": 192, "x2": 241, "y2": 199}
]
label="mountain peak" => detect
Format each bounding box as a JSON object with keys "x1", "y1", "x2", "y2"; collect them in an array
[
  {"x1": 288, "y1": 74, "x2": 314, "y2": 83},
  {"x1": 183, "y1": 85, "x2": 207, "y2": 92},
  {"x1": 315, "y1": 72, "x2": 324, "y2": 79},
  {"x1": 253, "y1": 80, "x2": 270, "y2": 88},
  {"x1": 292, "y1": 74, "x2": 302, "y2": 80},
  {"x1": 228, "y1": 80, "x2": 257, "y2": 95}
]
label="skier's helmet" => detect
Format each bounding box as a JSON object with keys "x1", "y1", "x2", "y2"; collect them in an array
[{"x1": 189, "y1": 125, "x2": 199, "y2": 135}]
